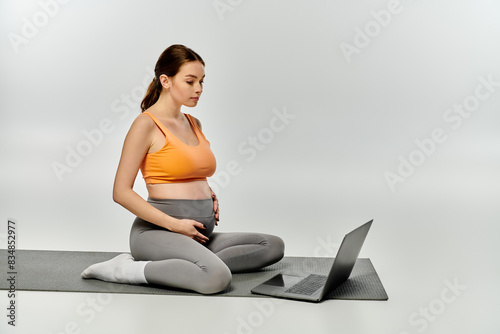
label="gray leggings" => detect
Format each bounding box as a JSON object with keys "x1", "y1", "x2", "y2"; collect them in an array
[{"x1": 130, "y1": 198, "x2": 285, "y2": 294}]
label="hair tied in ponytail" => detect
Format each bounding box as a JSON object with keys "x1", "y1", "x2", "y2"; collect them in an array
[{"x1": 153, "y1": 76, "x2": 160, "y2": 87}]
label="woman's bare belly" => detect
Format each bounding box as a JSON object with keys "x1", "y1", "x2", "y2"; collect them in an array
[{"x1": 146, "y1": 180, "x2": 212, "y2": 200}]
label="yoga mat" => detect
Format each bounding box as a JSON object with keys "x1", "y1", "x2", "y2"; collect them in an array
[{"x1": 0, "y1": 249, "x2": 388, "y2": 300}]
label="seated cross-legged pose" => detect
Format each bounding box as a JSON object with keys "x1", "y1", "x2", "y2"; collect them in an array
[{"x1": 81, "y1": 44, "x2": 285, "y2": 294}]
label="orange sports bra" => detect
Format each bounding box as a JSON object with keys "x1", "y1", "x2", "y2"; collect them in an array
[{"x1": 140, "y1": 112, "x2": 216, "y2": 184}]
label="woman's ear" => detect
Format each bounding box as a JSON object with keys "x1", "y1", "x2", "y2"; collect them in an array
[{"x1": 159, "y1": 74, "x2": 171, "y2": 89}]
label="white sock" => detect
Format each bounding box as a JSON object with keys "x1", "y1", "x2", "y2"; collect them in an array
[{"x1": 81, "y1": 253, "x2": 150, "y2": 285}]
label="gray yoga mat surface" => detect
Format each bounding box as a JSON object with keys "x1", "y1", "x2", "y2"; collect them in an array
[{"x1": 0, "y1": 249, "x2": 388, "y2": 300}]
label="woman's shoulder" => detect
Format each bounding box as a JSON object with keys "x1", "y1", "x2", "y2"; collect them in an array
[
  {"x1": 135, "y1": 111, "x2": 156, "y2": 124},
  {"x1": 129, "y1": 112, "x2": 157, "y2": 133}
]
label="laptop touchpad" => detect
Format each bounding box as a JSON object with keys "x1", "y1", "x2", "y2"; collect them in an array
[{"x1": 263, "y1": 274, "x2": 304, "y2": 287}]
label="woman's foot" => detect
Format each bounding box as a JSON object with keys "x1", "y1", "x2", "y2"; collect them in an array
[{"x1": 81, "y1": 253, "x2": 149, "y2": 284}]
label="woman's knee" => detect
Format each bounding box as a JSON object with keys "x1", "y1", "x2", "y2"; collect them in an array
[
  {"x1": 264, "y1": 234, "x2": 285, "y2": 263},
  {"x1": 197, "y1": 263, "x2": 232, "y2": 295}
]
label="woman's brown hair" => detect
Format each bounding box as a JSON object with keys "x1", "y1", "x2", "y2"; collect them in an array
[{"x1": 140, "y1": 44, "x2": 205, "y2": 112}]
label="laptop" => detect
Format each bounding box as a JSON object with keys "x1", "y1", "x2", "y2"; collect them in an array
[{"x1": 251, "y1": 220, "x2": 373, "y2": 302}]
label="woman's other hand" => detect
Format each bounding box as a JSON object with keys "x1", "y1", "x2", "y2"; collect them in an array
[{"x1": 211, "y1": 190, "x2": 219, "y2": 225}]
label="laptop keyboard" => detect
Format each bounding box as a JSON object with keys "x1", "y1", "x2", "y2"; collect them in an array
[{"x1": 284, "y1": 274, "x2": 327, "y2": 296}]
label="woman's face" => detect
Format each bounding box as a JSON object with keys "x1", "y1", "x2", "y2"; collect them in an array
[{"x1": 167, "y1": 61, "x2": 205, "y2": 108}]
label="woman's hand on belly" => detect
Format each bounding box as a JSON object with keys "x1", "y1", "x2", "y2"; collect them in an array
[
  {"x1": 171, "y1": 218, "x2": 209, "y2": 244},
  {"x1": 211, "y1": 189, "x2": 219, "y2": 224}
]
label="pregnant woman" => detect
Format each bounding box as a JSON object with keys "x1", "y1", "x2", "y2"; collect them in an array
[{"x1": 81, "y1": 44, "x2": 284, "y2": 294}]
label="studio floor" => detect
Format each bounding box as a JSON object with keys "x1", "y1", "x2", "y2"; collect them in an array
[{"x1": 2, "y1": 199, "x2": 499, "y2": 334}]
